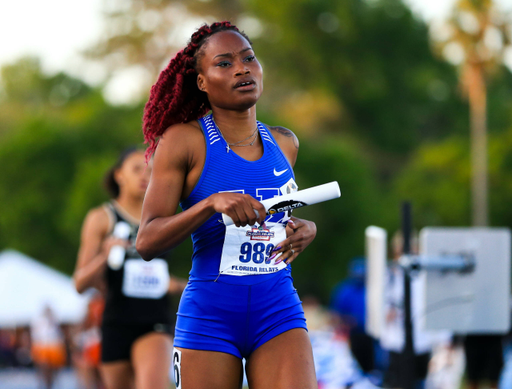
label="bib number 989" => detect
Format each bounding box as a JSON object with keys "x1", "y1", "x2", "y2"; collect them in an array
[{"x1": 239, "y1": 242, "x2": 275, "y2": 264}]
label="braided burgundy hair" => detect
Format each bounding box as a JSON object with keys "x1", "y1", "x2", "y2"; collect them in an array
[{"x1": 142, "y1": 21, "x2": 252, "y2": 160}]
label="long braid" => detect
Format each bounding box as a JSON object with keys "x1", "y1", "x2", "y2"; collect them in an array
[{"x1": 142, "y1": 21, "x2": 251, "y2": 160}]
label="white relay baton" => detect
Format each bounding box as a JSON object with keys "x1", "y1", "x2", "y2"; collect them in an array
[
  {"x1": 222, "y1": 181, "x2": 341, "y2": 226},
  {"x1": 107, "y1": 221, "x2": 131, "y2": 270}
]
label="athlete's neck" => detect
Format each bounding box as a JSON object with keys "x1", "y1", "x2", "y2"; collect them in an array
[
  {"x1": 114, "y1": 194, "x2": 143, "y2": 222},
  {"x1": 211, "y1": 106, "x2": 258, "y2": 142}
]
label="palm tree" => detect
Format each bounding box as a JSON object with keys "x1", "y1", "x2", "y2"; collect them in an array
[{"x1": 434, "y1": 0, "x2": 510, "y2": 226}]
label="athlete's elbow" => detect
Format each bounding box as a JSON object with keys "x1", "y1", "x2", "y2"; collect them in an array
[
  {"x1": 74, "y1": 283, "x2": 83, "y2": 294},
  {"x1": 135, "y1": 235, "x2": 156, "y2": 261},
  {"x1": 73, "y1": 275, "x2": 86, "y2": 294}
]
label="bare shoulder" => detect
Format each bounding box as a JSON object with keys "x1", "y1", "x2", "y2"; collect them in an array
[
  {"x1": 82, "y1": 205, "x2": 110, "y2": 237},
  {"x1": 265, "y1": 125, "x2": 299, "y2": 166},
  {"x1": 155, "y1": 121, "x2": 205, "y2": 167},
  {"x1": 159, "y1": 121, "x2": 203, "y2": 149},
  {"x1": 267, "y1": 125, "x2": 299, "y2": 150}
]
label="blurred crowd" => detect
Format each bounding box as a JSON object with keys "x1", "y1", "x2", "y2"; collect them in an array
[
  {"x1": 0, "y1": 328, "x2": 31, "y2": 369},
  {"x1": 1, "y1": 254, "x2": 511, "y2": 389},
  {"x1": 0, "y1": 294, "x2": 104, "y2": 389},
  {"x1": 304, "y1": 253, "x2": 512, "y2": 389}
]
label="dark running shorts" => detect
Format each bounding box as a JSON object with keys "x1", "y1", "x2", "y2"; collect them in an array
[{"x1": 101, "y1": 322, "x2": 173, "y2": 363}]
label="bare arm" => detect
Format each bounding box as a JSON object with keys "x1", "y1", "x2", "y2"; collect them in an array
[
  {"x1": 136, "y1": 124, "x2": 266, "y2": 261},
  {"x1": 73, "y1": 207, "x2": 126, "y2": 294}
]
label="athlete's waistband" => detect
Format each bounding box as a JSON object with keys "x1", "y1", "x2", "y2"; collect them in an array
[{"x1": 188, "y1": 265, "x2": 292, "y2": 286}]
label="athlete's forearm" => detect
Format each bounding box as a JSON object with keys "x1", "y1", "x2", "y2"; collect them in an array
[
  {"x1": 73, "y1": 253, "x2": 107, "y2": 294},
  {"x1": 136, "y1": 197, "x2": 216, "y2": 261}
]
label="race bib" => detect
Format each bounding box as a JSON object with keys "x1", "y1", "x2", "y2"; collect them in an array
[
  {"x1": 218, "y1": 180, "x2": 298, "y2": 276},
  {"x1": 173, "y1": 348, "x2": 182, "y2": 389},
  {"x1": 122, "y1": 258, "x2": 170, "y2": 299},
  {"x1": 219, "y1": 222, "x2": 288, "y2": 276}
]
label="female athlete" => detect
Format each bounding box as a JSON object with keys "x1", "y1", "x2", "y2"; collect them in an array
[
  {"x1": 73, "y1": 148, "x2": 186, "y2": 389},
  {"x1": 137, "y1": 22, "x2": 318, "y2": 389}
]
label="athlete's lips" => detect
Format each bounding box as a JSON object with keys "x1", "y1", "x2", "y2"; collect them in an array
[{"x1": 234, "y1": 78, "x2": 256, "y2": 89}]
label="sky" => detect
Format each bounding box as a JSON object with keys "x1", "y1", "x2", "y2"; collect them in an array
[
  {"x1": 1, "y1": 0, "x2": 511, "y2": 104},
  {"x1": 0, "y1": 0, "x2": 103, "y2": 78}
]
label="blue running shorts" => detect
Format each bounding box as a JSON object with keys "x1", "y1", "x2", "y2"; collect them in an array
[{"x1": 174, "y1": 268, "x2": 307, "y2": 359}]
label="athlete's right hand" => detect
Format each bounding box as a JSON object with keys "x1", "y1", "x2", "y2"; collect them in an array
[
  {"x1": 101, "y1": 236, "x2": 129, "y2": 258},
  {"x1": 208, "y1": 192, "x2": 266, "y2": 227}
]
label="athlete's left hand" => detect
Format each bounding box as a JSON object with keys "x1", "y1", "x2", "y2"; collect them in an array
[{"x1": 271, "y1": 217, "x2": 317, "y2": 265}]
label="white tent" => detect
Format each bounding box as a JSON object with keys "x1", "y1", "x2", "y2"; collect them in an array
[{"x1": 0, "y1": 249, "x2": 89, "y2": 327}]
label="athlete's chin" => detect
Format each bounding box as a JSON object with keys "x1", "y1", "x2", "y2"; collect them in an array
[
  {"x1": 227, "y1": 94, "x2": 260, "y2": 111},
  {"x1": 236, "y1": 100, "x2": 258, "y2": 111}
]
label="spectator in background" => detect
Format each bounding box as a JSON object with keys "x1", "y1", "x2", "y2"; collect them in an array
[
  {"x1": 302, "y1": 294, "x2": 333, "y2": 332},
  {"x1": 73, "y1": 147, "x2": 187, "y2": 389},
  {"x1": 380, "y1": 231, "x2": 431, "y2": 389},
  {"x1": 73, "y1": 293, "x2": 105, "y2": 389},
  {"x1": 30, "y1": 305, "x2": 67, "y2": 389},
  {"x1": 330, "y1": 257, "x2": 376, "y2": 374},
  {"x1": 463, "y1": 334, "x2": 504, "y2": 389},
  {"x1": 14, "y1": 328, "x2": 33, "y2": 367},
  {"x1": 0, "y1": 328, "x2": 16, "y2": 367}
]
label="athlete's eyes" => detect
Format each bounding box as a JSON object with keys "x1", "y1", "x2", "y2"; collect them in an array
[
  {"x1": 244, "y1": 55, "x2": 256, "y2": 62},
  {"x1": 216, "y1": 61, "x2": 231, "y2": 67}
]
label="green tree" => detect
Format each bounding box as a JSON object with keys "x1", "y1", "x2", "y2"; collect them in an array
[
  {"x1": 86, "y1": 0, "x2": 476, "y2": 176},
  {"x1": 85, "y1": 1, "x2": 246, "y2": 81},
  {"x1": 394, "y1": 137, "x2": 471, "y2": 227},
  {"x1": 246, "y1": 0, "x2": 470, "y2": 159},
  {"x1": 393, "y1": 123, "x2": 512, "y2": 229},
  {"x1": 433, "y1": 0, "x2": 511, "y2": 226},
  {"x1": 0, "y1": 58, "x2": 142, "y2": 272}
]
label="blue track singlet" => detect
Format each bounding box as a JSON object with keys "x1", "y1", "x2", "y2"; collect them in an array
[
  {"x1": 175, "y1": 114, "x2": 307, "y2": 358},
  {"x1": 180, "y1": 113, "x2": 298, "y2": 285}
]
